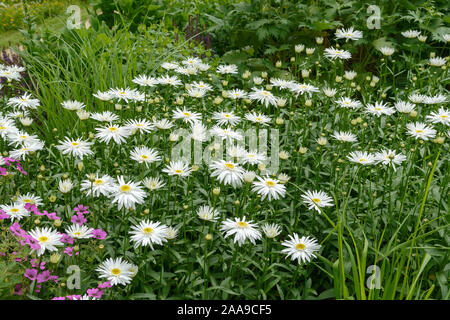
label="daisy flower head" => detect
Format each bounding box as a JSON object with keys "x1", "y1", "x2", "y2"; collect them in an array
[
  {"x1": 65, "y1": 224, "x2": 94, "y2": 239},
  {"x1": 187, "y1": 87, "x2": 207, "y2": 98},
  {"x1": 262, "y1": 223, "x2": 281, "y2": 238},
  {"x1": 395, "y1": 101, "x2": 415, "y2": 114},
  {"x1": 220, "y1": 217, "x2": 262, "y2": 246},
  {"x1": 197, "y1": 205, "x2": 220, "y2": 222},
  {"x1": 245, "y1": 112, "x2": 272, "y2": 125},
  {"x1": 335, "y1": 27, "x2": 363, "y2": 41},
  {"x1": 429, "y1": 57, "x2": 446, "y2": 67},
  {"x1": 408, "y1": 93, "x2": 426, "y2": 104},
  {"x1": 212, "y1": 111, "x2": 241, "y2": 126},
  {"x1": 0, "y1": 203, "x2": 29, "y2": 221},
  {"x1": 270, "y1": 78, "x2": 296, "y2": 90},
  {"x1": 91, "y1": 111, "x2": 119, "y2": 123},
  {"x1": 28, "y1": 226, "x2": 63, "y2": 256},
  {"x1": 165, "y1": 226, "x2": 178, "y2": 240},
  {"x1": 162, "y1": 160, "x2": 192, "y2": 177},
  {"x1": 58, "y1": 179, "x2": 74, "y2": 194},
  {"x1": 288, "y1": 83, "x2": 320, "y2": 97},
  {"x1": 172, "y1": 107, "x2": 201, "y2": 125},
  {"x1": 161, "y1": 62, "x2": 179, "y2": 70},
  {"x1": 301, "y1": 190, "x2": 334, "y2": 213},
  {"x1": 281, "y1": 234, "x2": 321, "y2": 264},
  {"x1": 365, "y1": 101, "x2": 396, "y2": 116},
  {"x1": 7, "y1": 131, "x2": 40, "y2": 147},
  {"x1": 190, "y1": 81, "x2": 213, "y2": 92},
  {"x1": 157, "y1": 74, "x2": 182, "y2": 86},
  {"x1": 423, "y1": 94, "x2": 447, "y2": 105},
  {"x1": 406, "y1": 122, "x2": 437, "y2": 140},
  {"x1": 56, "y1": 137, "x2": 94, "y2": 160},
  {"x1": 142, "y1": 177, "x2": 166, "y2": 191},
  {"x1": 426, "y1": 107, "x2": 450, "y2": 126},
  {"x1": 242, "y1": 150, "x2": 267, "y2": 165},
  {"x1": 227, "y1": 89, "x2": 247, "y2": 100},
  {"x1": 80, "y1": 174, "x2": 115, "y2": 197},
  {"x1": 153, "y1": 118, "x2": 174, "y2": 130},
  {"x1": 130, "y1": 146, "x2": 161, "y2": 167},
  {"x1": 110, "y1": 176, "x2": 147, "y2": 210},
  {"x1": 182, "y1": 56, "x2": 202, "y2": 67},
  {"x1": 401, "y1": 30, "x2": 421, "y2": 38},
  {"x1": 378, "y1": 47, "x2": 395, "y2": 56},
  {"x1": 252, "y1": 176, "x2": 286, "y2": 201},
  {"x1": 95, "y1": 124, "x2": 131, "y2": 144},
  {"x1": 61, "y1": 100, "x2": 85, "y2": 111},
  {"x1": 9, "y1": 140, "x2": 44, "y2": 160},
  {"x1": 93, "y1": 90, "x2": 114, "y2": 101},
  {"x1": 125, "y1": 118, "x2": 154, "y2": 134},
  {"x1": 108, "y1": 87, "x2": 143, "y2": 103},
  {"x1": 190, "y1": 121, "x2": 208, "y2": 142},
  {"x1": 132, "y1": 75, "x2": 158, "y2": 87},
  {"x1": 209, "y1": 160, "x2": 245, "y2": 188},
  {"x1": 335, "y1": 97, "x2": 362, "y2": 109},
  {"x1": 248, "y1": 87, "x2": 278, "y2": 108},
  {"x1": 129, "y1": 220, "x2": 168, "y2": 249},
  {"x1": 347, "y1": 151, "x2": 376, "y2": 165},
  {"x1": 16, "y1": 193, "x2": 43, "y2": 207},
  {"x1": 332, "y1": 131, "x2": 357, "y2": 143},
  {"x1": 7, "y1": 93, "x2": 40, "y2": 110},
  {"x1": 216, "y1": 64, "x2": 238, "y2": 75},
  {"x1": 324, "y1": 47, "x2": 351, "y2": 60},
  {"x1": 209, "y1": 126, "x2": 243, "y2": 142},
  {"x1": 96, "y1": 257, "x2": 134, "y2": 286},
  {"x1": 374, "y1": 149, "x2": 407, "y2": 171}
]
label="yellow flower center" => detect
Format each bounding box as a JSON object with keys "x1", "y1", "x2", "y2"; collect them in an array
[
  {"x1": 20, "y1": 135, "x2": 27, "y2": 139},
  {"x1": 11, "y1": 208, "x2": 19, "y2": 213},
  {"x1": 39, "y1": 236, "x2": 48, "y2": 243},
  {"x1": 416, "y1": 130, "x2": 423, "y2": 133},
  {"x1": 71, "y1": 142, "x2": 79, "y2": 146},
  {"x1": 312, "y1": 198, "x2": 321, "y2": 203},
  {"x1": 23, "y1": 199, "x2": 32, "y2": 203},
  {"x1": 225, "y1": 163, "x2": 235, "y2": 169},
  {"x1": 141, "y1": 155, "x2": 149, "y2": 159},
  {"x1": 224, "y1": 114, "x2": 230, "y2": 118},
  {"x1": 0, "y1": 126, "x2": 6, "y2": 130},
  {"x1": 111, "y1": 268, "x2": 121, "y2": 275},
  {"x1": 183, "y1": 112, "x2": 191, "y2": 117},
  {"x1": 175, "y1": 169, "x2": 183, "y2": 174},
  {"x1": 237, "y1": 221, "x2": 248, "y2": 228},
  {"x1": 94, "y1": 179, "x2": 103, "y2": 185},
  {"x1": 143, "y1": 227, "x2": 153, "y2": 234},
  {"x1": 120, "y1": 185, "x2": 131, "y2": 192},
  {"x1": 266, "y1": 180, "x2": 275, "y2": 187},
  {"x1": 109, "y1": 127, "x2": 118, "y2": 131},
  {"x1": 296, "y1": 243, "x2": 306, "y2": 250},
  {"x1": 73, "y1": 232, "x2": 81, "y2": 237},
  {"x1": 255, "y1": 117, "x2": 262, "y2": 121}
]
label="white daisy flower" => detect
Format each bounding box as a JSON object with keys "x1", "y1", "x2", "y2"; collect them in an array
[
  {"x1": 324, "y1": 47, "x2": 351, "y2": 60},
  {"x1": 130, "y1": 146, "x2": 161, "y2": 167},
  {"x1": 90, "y1": 111, "x2": 119, "y2": 122},
  {"x1": 0, "y1": 203, "x2": 29, "y2": 221},
  {"x1": 110, "y1": 176, "x2": 147, "y2": 210},
  {"x1": 95, "y1": 124, "x2": 131, "y2": 144},
  {"x1": 335, "y1": 27, "x2": 363, "y2": 41},
  {"x1": 210, "y1": 160, "x2": 245, "y2": 188},
  {"x1": 142, "y1": 177, "x2": 166, "y2": 191},
  {"x1": 61, "y1": 100, "x2": 85, "y2": 111},
  {"x1": 80, "y1": 174, "x2": 115, "y2": 197},
  {"x1": 96, "y1": 257, "x2": 134, "y2": 286},
  {"x1": 162, "y1": 160, "x2": 192, "y2": 177},
  {"x1": 29, "y1": 227, "x2": 63, "y2": 256},
  {"x1": 129, "y1": 220, "x2": 168, "y2": 249},
  {"x1": 301, "y1": 190, "x2": 334, "y2": 213},
  {"x1": 197, "y1": 205, "x2": 220, "y2": 222},
  {"x1": 374, "y1": 149, "x2": 407, "y2": 171},
  {"x1": 332, "y1": 131, "x2": 357, "y2": 143},
  {"x1": 251, "y1": 176, "x2": 286, "y2": 201},
  {"x1": 56, "y1": 137, "x2": 94, "y2": 160},
  {"x1": 426, "y1": 107, "x2": 449, "y2": 126},
  {"x1": 172, "y1": 107, "x2": 201, "y2": 125},
  {"x1": 216, "y1": 64, "x2": 238, "y2": 74},
  {"x1": 406, "y1": 122, "x2": 437, "y2": 140},
  {"x1": 65, "y1": 224, "x2": 94, "y2": 239},
  {"x1": 212, "y1": 111, "x2": 241, "y2": 126},
  {"x1": 220, "y1": 217, "x2": 262, "y2": 246},
  {"x1": 248, "y1": 87, "x2": 278, "y2": 108},
  {"x1": 347, "y1": 151, "x2": 376, "y2": 165},
  {"x1": 262, "y1": 223, "x2": 281, "y2": 238},
  {"x1": 281, "y1": 234, "x2": 321, "y2": 264}
]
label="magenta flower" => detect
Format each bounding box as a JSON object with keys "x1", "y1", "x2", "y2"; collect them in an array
[
  {"x1": 87, "y1": 288, "x2": 104, "y2": 299},
  {"x1": 74, "y1": 205, "x2": 89, "y2": 215},
  {"x1": 71, "y1": 213, "x2": 87, "y2": 225},
  {"x1": 24, "y1": 268, "x2": 38, "y2": 281},
  {"x1": 13, "y1": 284, "x2": 23, "y2": 296},
  {"x1": 97, "y1": 280, "x2": 112, "y2": 289},
  {"x1": 61, "y1": 233, "x2": 75, "y2": 244},
  {"x1": 91, "y1": 229, "x2": 107, "y2": 240}
]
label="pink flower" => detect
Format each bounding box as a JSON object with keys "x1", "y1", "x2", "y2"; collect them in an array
[
  {"x1": 24, "y1": 268, "x2": 38, "y2": 281},
  {"x1": 74, "y1": 205, "x2": 89, "y2": 215},
  {"x1": 52, "y1": 297, "x2": 66, "y2": 300},
  {"x1": 87, "y1": 288, "x2": 104, "y2": 299},
  {"x1": 0, "y1": 210, "x2": 8, "y2": 220},
  {"x1": 61, "y1": 233, "x2": 74, "y2": 244},
  {"x1": 91, "y1": 229, "x2": 107, "y2": 240},
  {"x1": 64, "y1": 247, "x2": 79, "y2": 257},
  {"x1": 71, "y1": 213, "x2": 87, "y2": 226},
  {"x1": 13, "y1": 284, "x2": 23, "y2": 296},
  {"x1": 98, "y1": 280, "x2": 112, "y2": 289}
]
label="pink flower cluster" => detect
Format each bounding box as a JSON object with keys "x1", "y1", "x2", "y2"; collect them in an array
[
  {"x1": 23, "y1": 260, "x2": 59, "y2": 293},
  {"x1": 24, "y1": 203, "x2": 60, "y2": 220},
  {"x1": 0, "y1": 157, "x2": 27, "y2": 176},
  {"x1": 51, "y1": 281, "x2": 112, "y2": 300},
  {"x1": 0, "y1": 209, "x2": 9, "y2": 220},
  {"x1": 71, "y1": 205, "x2": 89, "y2": 225},
  {"x1": 9, "y1": 222, "x2": 41, "y2": 251}
]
